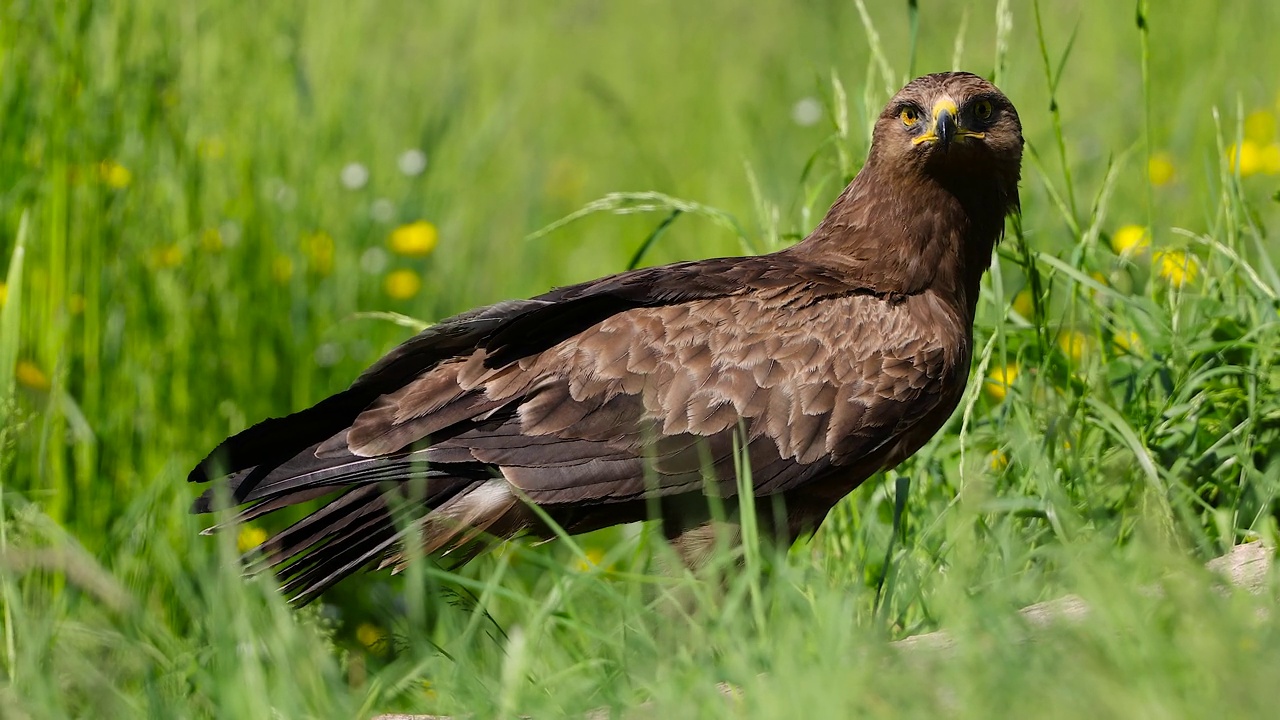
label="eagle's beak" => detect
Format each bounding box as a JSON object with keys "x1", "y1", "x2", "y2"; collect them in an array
[
  {"x1": 912, "y1": 97, "x2": 965, "y2": 150},
  {"x1": 933, "y1": 105, "x2": 957, "y2": 150}
]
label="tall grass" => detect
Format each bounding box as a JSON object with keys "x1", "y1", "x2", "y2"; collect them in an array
[{"x1": 2, "y1": 1, "x2": 1280, "y2": 717}]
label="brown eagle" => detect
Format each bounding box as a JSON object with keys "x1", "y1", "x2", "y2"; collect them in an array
[{"x1": 190, "y1": 71, "x2": 1023, "y2": 604}]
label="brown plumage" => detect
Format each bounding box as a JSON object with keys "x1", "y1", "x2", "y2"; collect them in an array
[{"x1": 190, "y1": 71, "x2": 1023, "y2": 604}]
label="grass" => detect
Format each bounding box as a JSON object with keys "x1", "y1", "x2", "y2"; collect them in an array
[{"x1": 3, "y1": 0, "x2": 1280, "y2": 717}]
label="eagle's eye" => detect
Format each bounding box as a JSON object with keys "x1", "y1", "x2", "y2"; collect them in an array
[
  {"x1": 900, "y1": 107, "x2": 920, "y2": 127},
  {"x1": 972, "y1": 99, "x2": 994, "y2": 121}
]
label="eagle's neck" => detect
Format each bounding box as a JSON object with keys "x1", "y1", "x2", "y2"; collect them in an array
[{"x1": 793, "y1": 154, "x2": 1018, "y2": 321}]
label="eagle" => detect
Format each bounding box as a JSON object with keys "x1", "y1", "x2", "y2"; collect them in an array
[{"x1": 190, "y1": 71, "x2": 1024, "y2": 604}]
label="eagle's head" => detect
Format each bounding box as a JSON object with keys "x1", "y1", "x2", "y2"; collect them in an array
[{"x1": 872, "y1": 71, "x2": 1024, "y2": 218}]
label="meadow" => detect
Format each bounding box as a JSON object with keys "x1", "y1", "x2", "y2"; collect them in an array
[{"x1": 3, "y1": 1, "x2": 1280, "y2": 717}]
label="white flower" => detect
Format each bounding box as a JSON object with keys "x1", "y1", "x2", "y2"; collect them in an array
[
  {"x1": 371, "y1": 198, "x2": 396, "y2": 223},
  {"x1": 791, "y1": 97, "x2": 823, "y2": 127},
  {"x1": 314, "y1": 342, "x2": 343, "y2": 367},
  {"x1": 266, "y1": 177, "x2": 297, "y2": 209},
  {"x1": 397, "y1": 149, "x2": 427, "y2": 176},
  {"x1": 219, "y1": 220, "x2": 242, "y2": 248},
  {"x1": 341, "y1": 162, "x2": 370, "y2": 190},
  {"x1": 360, "y1": 246, "x2": 389, "y2": 274}
]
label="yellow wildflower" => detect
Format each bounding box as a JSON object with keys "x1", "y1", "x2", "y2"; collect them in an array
[
  {"x1": 1113, "y1": 330, "x2": 1143, "y2": 355},
  {"x1": 99, "y1": 160, "x2": 132, "y2": 189},
  {"x1": 1228, "y1": 142, "x2": 1263, "y2": 176},
  {"x1": 1262, "y1": 143, "x2": 1280, "y2": 175},
  {"x1": 1153, "y1": 250, "x2": 1199, "y2": 288},
  {"x1": 388, "y1": 221, "x2": 438, "y2": 257},
  {"x1": 271, "y1": 254, "x2": 294, "y2": 285},
  {"x1": 15, "y1": 360, "x2": 51, "y2": 392},
  {"x1": 1110, "y1": 225, "x2": 1150, "y2": 257},
  {"x1": 989, "y1": 449, "x2": 1009, "y2": 471},
  {"x1": 355, "y1": 622, "x2": 387, "y2": 651},
  {"x1": 0, "y1": 282, "x2": 7, "y2": 307},
  {"x1": 1057, "y1": 330, "x2": 1091, "y2": 363},
  {"x1": 150, "y1": 243, "x2": 183, "y2": 269},
  {"x1": 1011, "y1": 289, "x2": 1035, "y2": 319},
  {"x1": 236, "y1": 525, "x2": 268, "y2": 554},
  {"x1": 574, "y1": 547, "x2": 608, "y2": 572},
  {"x1": 1244, "y1": 110, "x2": 1275, "y2": 144},
  {"x1": 985, "y1": 363, "x2": 1019, "y2": 403},
  {"x1": 1147, "y1": 151, "x2": 1175, "y2": 186},
  {"x1": 200, "y1": 228, "x2": 224, "y2": 253},
  {"x1": 302, "y1": 231, "x2": 335, "y2": 276},
  {"x1": 1087, "y1": 271, "x2": 1110, "y2": 301},
  {"x1": 384, "y1": 269, "x2": 422, "y2": 300}
]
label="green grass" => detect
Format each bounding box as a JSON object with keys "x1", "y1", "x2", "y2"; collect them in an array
[{"x1": 3, "y1": 1, "x2": 1280, "y2": 717}]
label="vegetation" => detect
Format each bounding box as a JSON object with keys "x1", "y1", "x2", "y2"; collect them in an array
[{"x1": 2, "y1": 1, "x2": 1280, "y2": 717}]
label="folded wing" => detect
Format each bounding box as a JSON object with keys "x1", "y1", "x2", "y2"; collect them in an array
[{"x1": 191, "y1": 253, "x2": 953, "y2": 603}]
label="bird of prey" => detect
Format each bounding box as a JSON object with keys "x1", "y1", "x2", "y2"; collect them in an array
[{"x1": 190, "y1": 71, "x2": 1023, "y2": 604}]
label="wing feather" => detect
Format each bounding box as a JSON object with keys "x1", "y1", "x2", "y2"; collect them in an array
[{"x1": 190, "y1": 249, "x2": 963, "y2": 602}]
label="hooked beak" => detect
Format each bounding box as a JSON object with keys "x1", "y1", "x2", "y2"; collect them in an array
[
  {"x1": 911, "y1": 97, "x2": 982, "y2": 150},
  {"x1": 934, "y1": 106, "x2": 957, "y2": 150}
]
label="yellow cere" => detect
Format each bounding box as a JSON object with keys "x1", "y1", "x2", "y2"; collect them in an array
[
  {"x1": 1110, "y1": 225, "x2": 1150, "y2": 257},
  {"x1": 1153, "y1": 250, "x2": 1199, "y2": 288},
  {"x1": 984, "y1": 363, "x2": 1019, "y2": 403},
  {"x1": 389, "y1": 220, "x2": 438, "y2": 257},
  {"x1": 931, "y1": 97, "x2": 959, "y2": 118},
  {"x1": 384, "y1": 268, "x2": 422, "y2": 300}
]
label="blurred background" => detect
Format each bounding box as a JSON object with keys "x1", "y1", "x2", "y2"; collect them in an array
[{"x1": 3, "y1": 1, "x2": 1280, "y2": 717}]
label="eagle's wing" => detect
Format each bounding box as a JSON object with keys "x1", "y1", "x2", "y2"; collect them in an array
[{"x1": 191, "y1": 253, "x2": 958, "y2": 603}]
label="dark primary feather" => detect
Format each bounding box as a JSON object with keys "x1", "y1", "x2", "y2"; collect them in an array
[{"x1": 190, "y1": 71, "x2": 1023, "y2": 604}]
